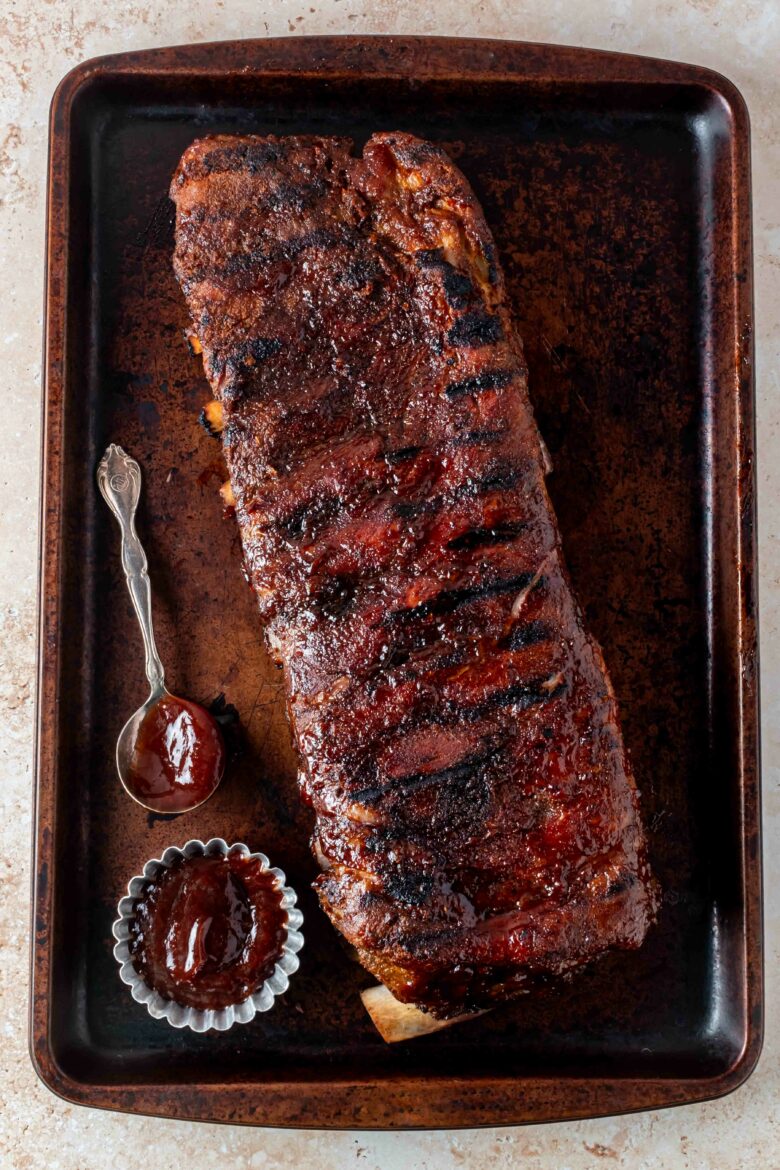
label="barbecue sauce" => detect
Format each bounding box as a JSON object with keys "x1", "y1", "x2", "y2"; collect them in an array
[
  {"x1": 129, "y1": 852, "x2": 287, "y2": 1009},
  {"x1": 126, "y1": 694, "x2": 225, "y2": 814}
]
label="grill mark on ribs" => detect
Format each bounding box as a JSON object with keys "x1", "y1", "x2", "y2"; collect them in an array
[
  {"x1": 187, "y1": 225, "x2": 354, "y2": 288},
  {"x1": 383, "y1": 444, "x2": 424, "y2": 465},
  {"x1": 505, "y1": 619, "x2": 553, "y2": 650},
  {"x1": 450, "y1": 427, "x2": 508, "y2": 447},
  {"x1": 352, "y1": 746, "x2": 503, "y2": 806},
  {"x1": 447, "y1": 310, "x2": 503, "y2": 348},
  {"x1": 444, "y1": 369, "x2": 515, "y2": 400},
  {"x1": 277, "y1": 493, "x2": 345, "y2": 541},
  {"x1": 171, "y1": 130, "x2": 658, "y2": 1019},
  {"x1": 211, "y1": 336, "x2": 282, "y2": 379},
  {"x1": 390, "y1": 464, "x2": 523, "y2": 520},
  {"x1": 447, "y1": 522, "x2": 530, "y2": 551},
  {"x1": 383, "y1": 572, "x2": 539, "y2": 627}
]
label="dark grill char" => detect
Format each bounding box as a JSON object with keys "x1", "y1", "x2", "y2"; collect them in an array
[
  {"x1": 171, "y1": 131, "x2": 658, "y2": 1019},
  {"x1": 447, "y1": 522, "x2": 530, "y2": 550},
  {"x1": 444, "y1": 369, "x2": 515, "y2": 400},
  {"x1": 382, "y1": 572, "x2": 538, "y2": 625}
]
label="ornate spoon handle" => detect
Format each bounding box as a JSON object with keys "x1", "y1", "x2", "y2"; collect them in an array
[{"x1": 96, "y1": 444, "x2": 166, "y2": 693}]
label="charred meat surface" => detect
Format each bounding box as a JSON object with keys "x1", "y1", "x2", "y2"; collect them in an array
[{"x1": 171, "y1": 132, "x2": 658, "y2": 1017}]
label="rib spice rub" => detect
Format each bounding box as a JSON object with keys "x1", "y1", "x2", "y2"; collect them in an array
[{"x1": 171, "y1": 132, "x2": 658, "y2": 1020}]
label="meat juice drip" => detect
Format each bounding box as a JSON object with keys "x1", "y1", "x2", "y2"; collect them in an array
[
  {"x1": 130, "y1": 853, "x2": 288, "y2": 1009},
  {"x1": 126, "y1": 694, "x2": 225, "y2": 813}
]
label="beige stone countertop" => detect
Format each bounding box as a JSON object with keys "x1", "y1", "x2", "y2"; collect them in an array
[{"x1": 1, "y1": 1, "x2": 778, "y2": 1166}]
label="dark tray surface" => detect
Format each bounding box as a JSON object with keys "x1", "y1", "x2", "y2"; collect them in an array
[{"x1": 32, "y1": 35, "x2": 760, "y2": 1129}]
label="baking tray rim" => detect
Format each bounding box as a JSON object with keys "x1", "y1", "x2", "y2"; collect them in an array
[{"x1": 30, "y1": 34, "x2": 761, "y2": 1129}]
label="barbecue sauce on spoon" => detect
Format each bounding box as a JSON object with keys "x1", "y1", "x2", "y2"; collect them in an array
[
  {"x1": 129, "y1": 852, "x2": 287, "y2": 1009},
  {"x1": 125, "y1": 694, "x2": 225, "y2": 814}
]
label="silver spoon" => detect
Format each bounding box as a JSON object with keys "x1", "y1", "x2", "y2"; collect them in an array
[{"x1": 96, "y1": 444, "x2": 225, "y2": 814}]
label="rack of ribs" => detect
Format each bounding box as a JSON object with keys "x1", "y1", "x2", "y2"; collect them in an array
[{"x1": 170, "y1": 131, "x2": 658, "y2": 1020}]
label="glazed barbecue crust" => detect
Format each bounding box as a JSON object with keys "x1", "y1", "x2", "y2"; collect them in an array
[{"x1": 171, "y1": 131, "x2": 658, "y2": 1017}]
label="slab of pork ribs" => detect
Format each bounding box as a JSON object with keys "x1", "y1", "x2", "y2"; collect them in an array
[{"x1": 171, "y1": 132, "x2": 658, "y2": 1018}]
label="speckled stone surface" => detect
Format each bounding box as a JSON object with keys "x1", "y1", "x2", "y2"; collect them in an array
[{"x1": 1, "y1": 1, "x2": 778, "y2": 1166}]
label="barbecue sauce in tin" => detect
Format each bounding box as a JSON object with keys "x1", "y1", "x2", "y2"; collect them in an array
[{"x1": 129, "y1": 852, "x2": 287, "y2": 1009}]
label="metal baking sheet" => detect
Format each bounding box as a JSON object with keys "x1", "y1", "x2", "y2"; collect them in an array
[{"x1": 31, "y1": 35, "x2": 761, "y2": 1128}]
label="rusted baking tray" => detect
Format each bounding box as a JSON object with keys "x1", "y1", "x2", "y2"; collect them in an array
[{"x1": 31, "y1": 36, "x2": 761, "y2": 1128}]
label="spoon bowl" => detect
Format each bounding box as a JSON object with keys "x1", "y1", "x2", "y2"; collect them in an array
[
  {"x1": 116, "y1": 685, "x2": 226, "y2": 815},
  {"x1": 115, "y1": 684, "x2": 168, "y2": 813}
]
